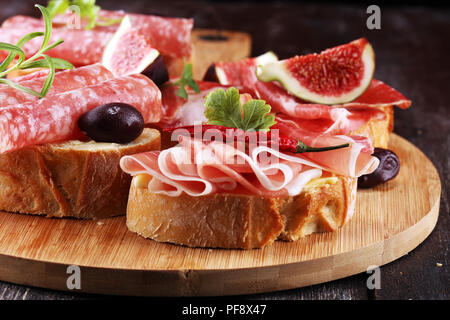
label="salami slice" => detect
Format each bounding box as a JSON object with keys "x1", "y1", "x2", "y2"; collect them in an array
[
  {"x1": 0, "y1": 74, "x2": 161, "y2": 154},
  {"x1": 1, "y1": 11, "x2": 193, "y2": 61},
  {"x1": 0, "y1": 63, "x2": 115, "y2": 106},
  {"x1": 0, "y1": 25, "x2": 112, "y2": 66},
  {"x1": 98, "y1": 10, "x2": 193, "y2": 58},
  {"x1": 1, "y1": 15, "x2": 44, "y2": 29}
]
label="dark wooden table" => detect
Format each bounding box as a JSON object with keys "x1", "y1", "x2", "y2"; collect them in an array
[{"x1": 0, "y1": 0, "x2": 448, "y2": 300}]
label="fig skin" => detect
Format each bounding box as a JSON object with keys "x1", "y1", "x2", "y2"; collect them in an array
[
  {"x1": 358, "y1": 148, "x2": 400, "y2": 188},
  {"x1": 78, "y1": 103, "x2": 145, "y2": 144},
  {"x1": 202, "y1": 64, "x2": 219, "y2": 82},
  {"x1": 141, "y1": 55, "x2": 169, "y2": 87}
]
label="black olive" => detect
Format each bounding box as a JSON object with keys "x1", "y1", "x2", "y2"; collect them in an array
[
  {"x1": 358, "y1": 148, "x2": 400, "y2": 188},
  {"x1": 78, "y1": 103, "x2": 144, "y2": 144}
]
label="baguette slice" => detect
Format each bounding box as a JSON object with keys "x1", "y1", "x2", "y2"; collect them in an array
[
  {"x1": 126, "y1": 174, "x2": 356, "y2": 249},
  {"x1": 0, "y1": 128, "x2": 160, "y2": 219},
  {"x1": 351, "y1": 105, "x2": 394, "y2": 149}
]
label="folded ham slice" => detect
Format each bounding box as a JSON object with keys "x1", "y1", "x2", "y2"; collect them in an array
[
  {"x1": 0, "y1": 63, "x2": 115, "y2": 106},
  {"x1": 120, "y1": 130, "x2": 379, "y2": 197},
  {"x1": 0, "y1": 74, "x2": 161, "y2": 154},
  {"x1": 121, "y1": 135, "x2": 322, "y2": 197},
  {"x1": 273, "y1": 121, "x2": 378, "y2": 177}
]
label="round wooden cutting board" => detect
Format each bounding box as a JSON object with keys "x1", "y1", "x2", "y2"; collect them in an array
[{"x1": 0, "y1": 134, "x2": 441, "y2": 296}]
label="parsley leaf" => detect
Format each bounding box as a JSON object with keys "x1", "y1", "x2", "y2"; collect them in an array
[
  {"x1": 174, "y1": 63, "x2": 200, "y2": 99},
  {"x1": 204, "y1": 87, "x2": 276, "y2": 131}
]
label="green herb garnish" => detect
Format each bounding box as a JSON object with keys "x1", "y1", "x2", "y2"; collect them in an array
[
  {"x1": 47, "y1": 0, "x2": 122, "y2": 30},
  {"x1": 172, "y1": 63, "x2": 200, "y2": 99},
  {"x1": 204, "y1": 87, "x2": 276, "y2": 132},
  {"x1": 0, "y1": 5, "x2": 73, "y2": 98}
]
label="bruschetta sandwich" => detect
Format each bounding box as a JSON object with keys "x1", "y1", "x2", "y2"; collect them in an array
[{"x1": 120, "y1": 39, "x2": 411, "y2": 249}]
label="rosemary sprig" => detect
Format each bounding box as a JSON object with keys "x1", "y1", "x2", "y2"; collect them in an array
[{"x1": 0, "y1": 5, "x2": 73, "y2": 98}]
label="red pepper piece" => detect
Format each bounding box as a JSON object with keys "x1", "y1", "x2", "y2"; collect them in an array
[{"x1": 163, "y1": 125, "x2": 349, "y2": 153}]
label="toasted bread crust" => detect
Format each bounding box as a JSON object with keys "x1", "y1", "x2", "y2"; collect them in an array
[
  {"x1": 0, "y1": 128, "x2": 160, "y2": 219},
  {"x1": 126, "y1": 175, "x2": 356, "y2": 249},
  {"x1": 351, "y1": 105, "x2": 393, "y2": 148}
]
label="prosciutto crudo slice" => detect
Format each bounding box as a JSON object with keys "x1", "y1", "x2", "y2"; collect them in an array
[
  {"x1": 159, "y1": 81, "x2": 231, "y2": 128},
  {"x1": 0, "y1": 74, "x2": 161, "y2": 154},
  {"x1": 158, "y1": 79, "x2": 378, "y2": 176},
  {"x1": 212, "y1": 57, "x2": 411, "y2": 135},
  {"x1": 0, "y1": 11, "x2": 192, "y2": 63},
  {"x1": 0, "y1": 63, "x2": 115, "y2": 106},
  {"x1": 120, "y1": 133, "x2": 378, "y2": 197},
  {"x1": 273, "y1": 121, "x2": 378, "y2": 177}
]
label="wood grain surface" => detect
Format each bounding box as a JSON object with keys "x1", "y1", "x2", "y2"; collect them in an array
[
  {"x1": 0, "y1": 134, "x2": 441, "y2": 296},
  {"x1": 0, "y1": 0, "x2": 448, "y2": 300}
]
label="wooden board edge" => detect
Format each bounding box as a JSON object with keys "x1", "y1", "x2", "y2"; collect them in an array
[
  {"x1": 0, "y1": 195, "x2": 439, "y2": 297},
  {"x1": 0, "y1": 134, "x2": 442, "y2": 296}
]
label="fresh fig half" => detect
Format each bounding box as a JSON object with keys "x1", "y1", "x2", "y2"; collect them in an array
[
  {"x1": 203, "y1": 51, "x2": 278, "y2": 84},
  {"x1": 256, "y1": 38, "x2": 375, "y2": 105},
  {"x1": 102, "y1": 15, "x2": 168, "y2": 86}
]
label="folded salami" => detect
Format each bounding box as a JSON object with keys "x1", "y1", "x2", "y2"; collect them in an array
[
  {"x1": 0, "y1": 74, "x2": 162, "y2": 154},
  {"x1": 0, "y1": 63, "x2": 115, "y2": 106},
  {"x1": 0, "y1": 11, "x2": 193, "y2": 66}
]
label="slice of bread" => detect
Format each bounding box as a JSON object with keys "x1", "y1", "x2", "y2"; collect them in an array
[
  {"x1": 126, "y1": 174, "x2": 356, "y2": 249},
  {"x1": 351, "y1": 105, "x2": 394, "y2": 149},
  {"x1": 128, "y1": 111, "x2": 391, "y2": 249},
  {"x1": 0, "y1": 128, "x2": 160, "y2": 219}
]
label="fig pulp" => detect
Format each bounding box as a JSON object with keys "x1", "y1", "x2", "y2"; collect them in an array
[
  {"x1": 256, "y1": 38, "x2": 375, "y2": 105},
  {"x1": 102, "y1": 15, "x2": 169, "y2": 86},
  {"x1": 203, "y1": 51, "x2": 278, "y2": 85}
]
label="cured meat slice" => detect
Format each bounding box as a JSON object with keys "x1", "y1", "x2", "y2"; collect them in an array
[
  {"x1": 255, "y1": 80, "x2": 387, "y2": 134},
  {"x1": 348, "y1": 79, "x2": 411, "y2": 109},
  {"x1": 159, "y1": 81, "x2": 232, "y2": 128},
  {"x1": 273, "y1": 121, "x2": 377, "y2": 177},
  {"x1": 0, "y1": 63, "x2": 115, "y2": 106},
  {"x1": 98, "y1": 10, "x2": 193, "y2": 59},
  {"x1": 0, "y1": 25, "x2": 112, "y2": 66},
  {"x1": 120, "y1": 131, "x2": 378, "y2": 198},
  {"x1": 0, "y1": 74, "x2": 161, "y2": 154},
  {"x1": 2, "y1": 11, "x2": 193, "y2": 60},
  {"x1": 1, "y1": 15, "x2": 44, "y2": 29},
  {"x1": 120, "y1": 135, "x2": 321, "y2": 197},
  {"x1": 210, "y1": 58, "x2": 411, "y2": 134},
  {"x1": 9, "y1": 69, "x2": 49, "y2": 82}
]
